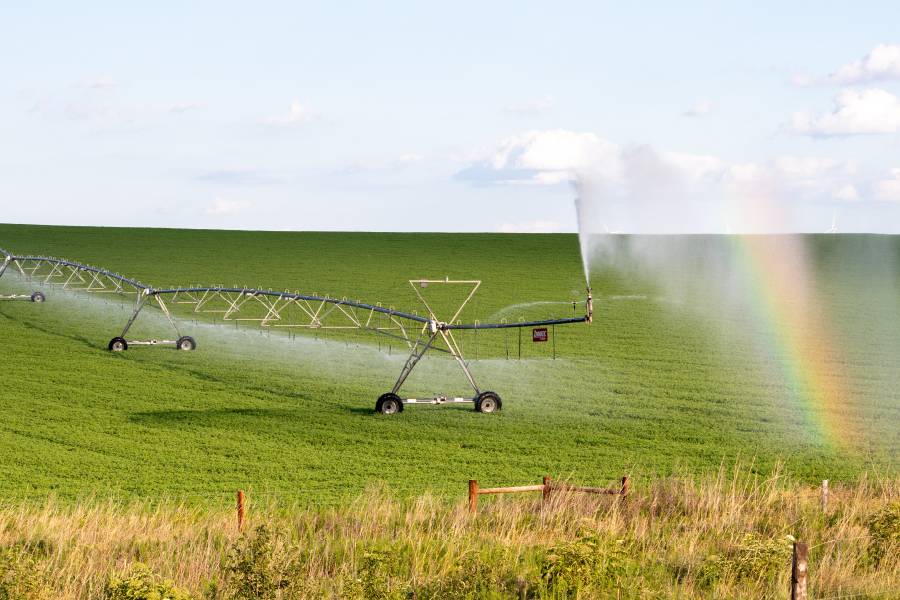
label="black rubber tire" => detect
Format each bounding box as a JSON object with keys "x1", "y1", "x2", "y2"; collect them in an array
[
  {"x1": 108, "y1": 337, "x2": 128, "y2": 352},
  {"x1": 475, "y1": 391, "x2": 502, "y2": 413},
  {"x1": 30, "y1": 291, "x2": 45, "y2": 303},
  {"x1": 176, "y1": 336, "x2": 197, "y2": 351},
  {"x1": 375, "y1": 392, "x2": 403, "y2": 415}
]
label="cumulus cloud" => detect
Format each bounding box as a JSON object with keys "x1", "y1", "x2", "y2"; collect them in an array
[
  {"x1": 773, "y1": 157, "x2": 858, "y2": 198},
  {"x1": 835, "y1": 184, "x2": 860, "y2": 201},
  {"x1": 456, "y1": 129, "x2": 619, "y2": 185},
  {"x1": 499, "y1": 220, "x2": 561, "y2": 233},
  {"x1": 206, "y1": 198, "x2": 252, "y2": 216},
  {"x1": 874, "y1": 168, "x2": 900, "y2": 202},
  {"x1": 503, "y1": 96, "x2": 553, "y2": 115},
  {"x1": 263, "y1": 100, "x2": 318, "y2": 126},
  {"x1": 457, "y1": 129, "x2": 867, "y2": 232},
  {"x1": 829, "y1": 44, "x2": 900, "y2": 83},
  {"x1": 792, "y1": 88, "x2": 900, "y2": 136},
  {"x1": 457, "y1": 129, "x2": 728, "y2": 191},
  {"x1": 458, "y1": 129, "x2": 861, "y2": 199},
  {"x1": 683, "y1": 99, "x2": 714, "y2": 117}
]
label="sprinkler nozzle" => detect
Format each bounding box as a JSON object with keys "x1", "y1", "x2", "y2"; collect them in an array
[{"x1": 586, "y1": 287, "x2": 593, "y2": 324}]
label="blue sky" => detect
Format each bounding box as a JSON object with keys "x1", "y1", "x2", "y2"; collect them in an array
[{"x1": 2, "y1": 2, "x2": 900, "y2": 232}]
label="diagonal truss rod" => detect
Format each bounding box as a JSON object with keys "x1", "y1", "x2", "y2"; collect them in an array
[{"x1": 1, "y1": 246, "x2": 592, "y2": 399}]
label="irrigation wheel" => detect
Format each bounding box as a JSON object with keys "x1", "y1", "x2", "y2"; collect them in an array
[
  {"x1": 108, "y1": 337, "x2": 128, "y2": 352},
  {"x1": 475, "y1": 391, "x2": 501, "y2": 414},
  {"x1": 375, "y1": 393, "x2": 403, "y2": 415},
  {"x1": 176, "y1": 336, "x2": 197, "y2": 351},
  {"x1": 30, "y1": 291, "x2": 45, "y2": 303}
]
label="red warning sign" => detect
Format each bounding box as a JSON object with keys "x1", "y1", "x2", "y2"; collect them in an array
[{"x1": 532, "y1": 328, "x2": 548, "y2": 342}]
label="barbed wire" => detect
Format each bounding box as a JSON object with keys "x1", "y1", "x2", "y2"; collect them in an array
[
  {"x1": 808, "y1": 535, "x2": 871, "y2": 550},
  {"x1": 815, "y1": 590, "x2": 899, "y2": 600}
]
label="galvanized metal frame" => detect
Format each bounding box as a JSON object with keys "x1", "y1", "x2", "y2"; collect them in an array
[{"x1": 0, "y1": 245, "x2": 592, "y2": 407}]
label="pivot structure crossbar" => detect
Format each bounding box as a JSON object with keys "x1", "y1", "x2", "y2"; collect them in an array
[
  {"x1": 1, "y1": 245, "x2": 593, "y2": 414},
  {"x1": 0, "y1": 248, "x2": 148, "y2": 302}
]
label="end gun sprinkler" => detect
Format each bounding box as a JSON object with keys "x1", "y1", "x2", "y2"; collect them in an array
[{"x1": 586, "y1": 287, "x2": 593, "y2": 324}]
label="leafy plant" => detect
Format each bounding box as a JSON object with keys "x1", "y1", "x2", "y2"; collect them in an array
[
  {"x1": 698, "y1": 534, "x2": 793, "y2": 584},
  {"x1": 539, "y1": 532, "x2": 637, "y2": 593},
  {"x1": 343, "y1": 547, "x2": 407, "y2": 600},
  {"x1": 0, "y1": 546, "x2": 51, "y2": 600},
  {"x1": 219, "y1": 525, "x2": 292, "y2": 600},
  {"x1": 867, "y1": 502, "x2": 900, "y2": 565},
  {"x1": 415, "y1": 554, "x2": 515, "y2": 599},
  {"x1": 104, "y1": 563, "x2": 193, "y2": 600}
]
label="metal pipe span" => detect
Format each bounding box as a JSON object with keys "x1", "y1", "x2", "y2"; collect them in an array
[
  {"x1": 4, "y1": 251, "x2": 590, "y2": 330},
  {"x1": 445, "y1": 316, "x2": 588, "y2": 329},
  {"x1": 149, "y1": 287, "x2": 431, "y2": 324},
  {"x1": 9, "y1": 255, "x2": 149, "y2": 290}
]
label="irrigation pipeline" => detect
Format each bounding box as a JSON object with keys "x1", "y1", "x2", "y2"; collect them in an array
[
  {"x1": 2, "y1": 245, "x2": 593, "y2": 408},
  {"x1": 1, "y1": 248, "x2": 592, "y2": 330}
]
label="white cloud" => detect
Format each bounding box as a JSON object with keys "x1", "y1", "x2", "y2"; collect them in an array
[
  {"x1": 829, "y1": 44, "x2": 900, "y2": 84},
  {"x1": 503, "y1": 96, "x2": 553, "y2": 115},
  {"x1": 168, "y1": 102, "x2": 205, "y2": 113},
  {"x1": 835, "y1": 184, "x2": 859, "y2": 201},
  {"x1": 683, "y1": 99, "x2": 714, "y2": 117},
  {"x1": 264, "y1": 100, "x2": 318, "y2": 126},
  {"x1": 874, "y1": 168, "x2": 900, "y2": 202},
  {"x1": 397, "y1": 153, "x2": 423, "y2": 164},
  {"x1": 78, "y1": 76, "x2": 116, "y2": 90},
  {"x1": 206, "y1": 198, "x2": 251, "y2": 216},
  {"x1": 773, "y1": 157, "x2": 859, "y2": 201},
  {"x1": 773, "y1": 157, "x2": 850, "y2": 179},
  {"x1": 791, "y1": 71, "x2": 816, "y2": 87},
  {"x1": 499, "y1": 220, "x2": 561, "y2": 233},
  {"x1": 459, "y1": 129, "x2": 724, "y2": 188},
  {"x1": 792, "y1": 88, "x2": 900, "y2": 136},
  {"x1": 196, "y1": 167, "x2": 284, "y2": 185},
  {"x1": 458, "y1": 129, "x2": 865, "y2": 212},
  {"x1": 667, "y1": 152, "x2": 725, "y2": 182},
  {"x1": 486, "y1": 129, "x2": 619, "y2": 183}
]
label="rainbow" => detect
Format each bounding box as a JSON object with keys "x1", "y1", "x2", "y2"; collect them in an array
[{"x1": 730, "y1": 233, "x2": 855, "y2": 449}]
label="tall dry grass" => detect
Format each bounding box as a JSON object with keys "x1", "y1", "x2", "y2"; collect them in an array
[{"x1": 0, "y1": 464, "x2": 898, "y2": 599}]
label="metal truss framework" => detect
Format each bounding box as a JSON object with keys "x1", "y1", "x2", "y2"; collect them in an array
[{"x1": 1, "y1": 245, "x2": 592, "y2": 413}]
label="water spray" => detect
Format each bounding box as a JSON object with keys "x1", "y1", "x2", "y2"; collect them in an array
[
  {"x1": 0, "y1": 248, "x2": 46, "y2": 303},
  {"x1": 586, "y1": 286, "x2": 593, "y2": 324},
  {"x1": 0, "y1": 244, "x2": 594, "y2": 415}
]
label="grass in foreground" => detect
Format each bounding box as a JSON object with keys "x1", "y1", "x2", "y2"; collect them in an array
[{"x1": 1, "y1": 466, "x2": 898, "y2": 599}]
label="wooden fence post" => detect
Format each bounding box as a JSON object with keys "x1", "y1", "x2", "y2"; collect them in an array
[
  {"x1": 821, "y1": 480, "x2": 829, "y2": 513},
  {"x1": 237, "y1": 490, "x2": 245, "y2": 531},
  {"x1": 542, "y1": 476, "x2": 552, "y2": 504},
  {"x1": 516, "y1": 578, "x2": 527, "y2": 600},
  {"x1": 621, "y1": 475, "x2": 630, "y2": 496},
  {"x1": 791, "y1": 541, "x2": 808, "y2": 600},
  {"x1": 469, "y1": 480, "x2": 479, "y2": 515}
]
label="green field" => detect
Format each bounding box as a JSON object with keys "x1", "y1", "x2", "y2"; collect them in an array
[{"x1": 1, "y1": 224, "x2": 897, "y2": 504}]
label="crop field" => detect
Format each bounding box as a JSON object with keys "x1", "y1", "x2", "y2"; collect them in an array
[{"x1": 0, "y1": 224, "x2": 898, "y2": 505}]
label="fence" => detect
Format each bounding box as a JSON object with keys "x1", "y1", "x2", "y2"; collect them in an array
[
  {"x1": 467, "y1": 475, "x2": 629, "y2": 515},
  {"x1": 230, "y1": 482, "x2": 892, "y2": 599}
]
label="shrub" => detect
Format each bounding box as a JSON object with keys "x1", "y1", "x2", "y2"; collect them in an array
[
  {"x1": 218, "y1": 525, "x2": 293, "y2": 600},
  {"x1": 104, "y1": 563, "x2": 193, "y2": 600},
  {"x1": 867, "y1": 502, "x2": 900, "y2": 565},
  {"x1": 343, "y1": 547, "x2": 407, "y2": 600},
  {"x1": 539, "y1": 532, "x2": 637, "y2": 594},
  {"x1": 415, "y1": 554, "x2": 515, "y2": 599},
  {"x1": 0, "y1": 546, "x2": 51, "y2": 600},
  {"x1": 698, "y1": 534, "x2": 793, "y2": 584}
]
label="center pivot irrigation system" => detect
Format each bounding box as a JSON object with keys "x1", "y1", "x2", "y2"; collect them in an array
[{"x1": 1, "y1": 244, "x2": 593, "y2": 414}]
